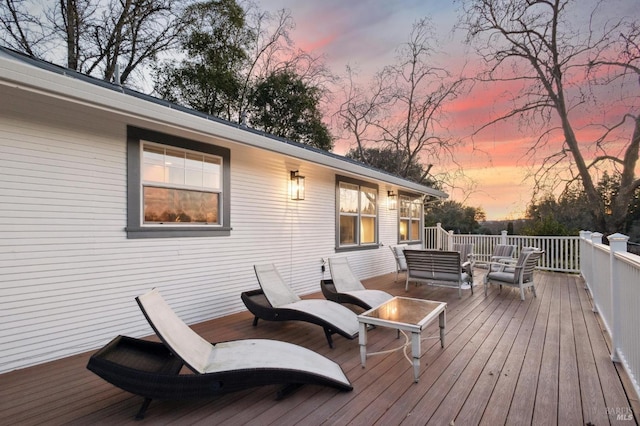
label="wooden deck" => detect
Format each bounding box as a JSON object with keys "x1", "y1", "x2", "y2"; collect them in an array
[{"x1": 1, "y1": 270, "x2": 638, "y2": 425}]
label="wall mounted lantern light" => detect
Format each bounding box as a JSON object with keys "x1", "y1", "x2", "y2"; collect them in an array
[
  {"x1": 290, "y1": 170, "x2": 305, "y2": 200},
  {"x1": 387, "y1": 190, "x2": 397, "y2": 210}
]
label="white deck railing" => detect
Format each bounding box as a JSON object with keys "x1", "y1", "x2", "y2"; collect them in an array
[
  {"x1": 424, "y1": 225, "x2": 640, "y2": 401},
  {"x1": 423, "y1": 224, "x2": 580, "y2": 273},
  {"x1": 580, "y1": 231, "x2": 640, "y2": 401}
]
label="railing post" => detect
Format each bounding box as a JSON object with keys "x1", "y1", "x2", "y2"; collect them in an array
[
  {"x1": 448, "y1": 230, "x2": 454, "y2": 251},
  {"x1": 501, "y1": 230, "x2": 507, "y2": 244},
  {"x1": 580, "y1": 231, "x2": 592, "y2": 289},
  {"x1": 608, "y1": 233, "x2": 629, "y2": 363},
  {"x1": 436, "y1": 223, "x2": 442, "y2": 250},
  {"x1": 590, "y1": 232, "x2": 603, "y2": 312}
]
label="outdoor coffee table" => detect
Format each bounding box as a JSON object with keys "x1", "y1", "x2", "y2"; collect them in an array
[{"x1": 358, "y1": 296, "x2": 446, "y2": 382}]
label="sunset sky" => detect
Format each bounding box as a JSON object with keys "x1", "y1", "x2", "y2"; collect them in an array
[{"x1": 257, "y1": 0, "x2": 638, "y2": 221}]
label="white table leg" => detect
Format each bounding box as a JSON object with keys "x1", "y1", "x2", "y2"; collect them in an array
[
  {"x1": 439, "y1": 310, "x2": 446, "y2": 348},
  {"x1": 411, "y1": 331, "x2": 421, "y2": 382},
  {"x1": 359, "y1": 321, "x2": 368, "y2": 368}
]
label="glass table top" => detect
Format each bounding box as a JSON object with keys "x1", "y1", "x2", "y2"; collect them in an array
[{"x1": 359, "y1": 296, "x2": 446, "y2": 326}]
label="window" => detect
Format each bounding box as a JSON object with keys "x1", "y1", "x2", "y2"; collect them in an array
[
  {"x1": 336, "y1": 176, "x2": 378, "y2": 250},
  {"x1": 127, "y1": 127, "x2": 231, "y2": 238},
  {"x1": 399, "y1": 194, "x2": 422, "y2": 242}
]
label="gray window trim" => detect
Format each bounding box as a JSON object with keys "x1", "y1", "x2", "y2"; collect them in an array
[
  {"x1": 126, "y1": 126, "x2": 231, "y2": 239},
  {"x1": 335, "y1": 175, "x2": 380, "y2": 252},
  {"x1": 398, "y1": 190, "x2": 423, "y2": 244}
]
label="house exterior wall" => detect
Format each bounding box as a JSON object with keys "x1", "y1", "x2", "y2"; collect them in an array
[{"x1": 0, "y1": 84, "x2": 404, "y2": 373}]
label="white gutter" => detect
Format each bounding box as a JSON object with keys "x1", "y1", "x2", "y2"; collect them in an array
[{"x1": 0, "y1": 50, "x2": 448, "y2": 198}]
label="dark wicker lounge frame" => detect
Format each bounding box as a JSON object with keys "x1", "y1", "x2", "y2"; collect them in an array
[
  {"x1": 240, "y1": 288, "x2": 356, "y2": 348},
  {"x1": 87, "y1": 291, "x2": 353, "y2": 420}
]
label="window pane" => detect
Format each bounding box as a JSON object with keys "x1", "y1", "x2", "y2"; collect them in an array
[
  {"x1": 165, "y1": 149, "x2": 185, "y2": 185},
  {"x1": 411, "y1": 199, "x2": 421, "y2": 218},
  {"x1": 361, "y1": 188, "x2": 377, "y2": 215},
  {"x1": 340, "y1": 183, "x2": 359, "y2": 213},
  {"x1": 361, "y1": 216, "x2": 376, "y2": 243},
  {"x1": 144, "y1": 186, "x2": 219, "y2": 224},
  {"x1": 399, "y1": 219, "x2": 409, "y2": 241},
  {"x1": 410, "y1": 220, "x2": 421, "y2": 241},
  {"x1": 400, "y1": 196, "x2": 411, "y2": 218},
  {"x1": 184, "y1": 153, "x2": 203, "y2": 187},
  {"x1": 185, "y1": 169, "x2": 203, "y2": 187},
  {"x1": 339, "y1": 215, "x2": 357, "y2": 245},
  {"x1": 143, "y1": 146, "x2": 165, "y2": 183},
  {"x1": 203, "y1": 157, "x2": 222, "y2": 189}
]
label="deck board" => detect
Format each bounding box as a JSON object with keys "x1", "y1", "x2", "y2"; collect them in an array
[
  {"x1": 477, "y1": 277, "x2": 545, "y2": 426},
  {"x1": 0, "y1": 270, "x2": 637, "y2": 425},
  {"x1": 558, "y1": 273, "x2": 583, "y2": 425},
  {"x1": 532, "y1": 273, "x2": 561, "y2": 425},
  {"x1": 504, "y1": 272, "x2": 554, "y2": 425},
  {"x1": 454, "y1": 287, "x2": 534, "y2": 424}
]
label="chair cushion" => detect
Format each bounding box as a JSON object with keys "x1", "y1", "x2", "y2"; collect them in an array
[
  {"x1": 343, "y1": 290, "x2": 393, "y2": 309},
  {"x1": 280, "y1": 300, "x2": 359, "y2": 336},
  {"x1": 486, "y1": 271, "x2": 516, "y2": 284},
  {"x1": 254, "y1": 264, "x2": 301, "y2": 307},
  {"x1": 410, "y1": 271, "x2": 469, "y2": 283},
  {"x1": 328, "y1": 257, "x2": 365, "y2": 292}
]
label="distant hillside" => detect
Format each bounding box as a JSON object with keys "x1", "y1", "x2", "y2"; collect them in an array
[{"x1": 479, "y1": 219, "x2": 529, "y2": 235}]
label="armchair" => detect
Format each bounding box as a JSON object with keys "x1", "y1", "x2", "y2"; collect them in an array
[{"x1": 483, "y1": 248, "x2": 543, "y2": 300}]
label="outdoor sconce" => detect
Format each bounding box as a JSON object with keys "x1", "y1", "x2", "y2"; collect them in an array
[
  {"x1": 387, "y1": 190, "x2": 397, "y2": 210},
  {"x1": 290, "y1": 170, "x2": 305, "y2": 200}
]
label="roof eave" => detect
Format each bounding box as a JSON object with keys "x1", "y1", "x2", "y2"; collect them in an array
[{"x1": 0, "y1": 48, "x2": 448, "y2": 199}]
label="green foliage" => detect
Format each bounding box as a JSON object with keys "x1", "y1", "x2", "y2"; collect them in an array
[
  {"x1": 521, "y1": 216, "x2": 573, "y2": 236},
  {"x1": 345, "y1": 147, "x2": 436, "y2": 185},
  {"x1": 154, "y1": 0, "x2": 248, "y2": 119},
  {"x1": 525, "y1": 190, "x2": 594, "y2": 235},
  {"x1": 154, "y1": 0, "x2": 334, "y2": 151},
  {"x1": 248, "y1": 71, "x2": 333, "y2": 151},
  {"x1": 425, "y1": 200, "x2": 484, "y2": 234},
  {"x1": 525, "y1": 172, "x2": 640, "y2": 240}
]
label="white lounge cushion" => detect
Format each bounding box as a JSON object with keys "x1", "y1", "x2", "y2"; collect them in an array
[
  {"x1": 254, "y1": 264, "x2": 301, "y2": 307},
  {"x1": 254, "y1": 263, "x2": 359, "y2": 338},
  {"x1": 342, "y1": 289, "x2": 394, "y2": 309},
  {"x1": 137, "y1": 289, "x2": 350, "y2": 387},
  {"x1": 328, "y1": 257, "x2": 366, "y2": 292},
  {"x1": 280, "y1": 299, "x2": 359, "y2": 336}
]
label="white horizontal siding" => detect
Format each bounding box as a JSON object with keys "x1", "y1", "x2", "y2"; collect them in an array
[{"x1": 0, "y1": 85, "x2": 400, "y2": 373}]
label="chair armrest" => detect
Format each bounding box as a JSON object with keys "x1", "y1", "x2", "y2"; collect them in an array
[
  {"x1": 486, "y1": 259, "x2": 513, "y2": 272},
  {"x1": 462, "y1": 260, "x2": 473, "y2": 276}
]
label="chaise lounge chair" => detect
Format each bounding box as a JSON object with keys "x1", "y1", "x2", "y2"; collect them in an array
[
  {"x1": 321, "y1": 257, "x2": 394, "y2": 310},
  {"x1": 87, "y1": 289, "x2": 352, "y2": 420},
  {"x1": 241, "y1": 264, "x2": 359, "y2": 348}
]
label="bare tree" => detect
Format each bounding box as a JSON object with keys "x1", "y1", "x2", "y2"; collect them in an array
[
  {"x1": 459, "y1": 0, "x2": 639, "y2": 233},
  {"x1": 0, "y1": 0, "x2": 187, "y2": 85},
  {"x1": 237, "y1": 2, "x2": 335, "y2": 124},
  {"x1": 0, "y1": 0, "x2": 51, "y2": 56},
  {"x1": 336, "y1": 18, "x2": 467, "y2": 185}
]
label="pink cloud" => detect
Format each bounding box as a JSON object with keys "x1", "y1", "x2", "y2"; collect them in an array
[{"x1": 259, "y1": 0, "x2": 640, "y2": 220}]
